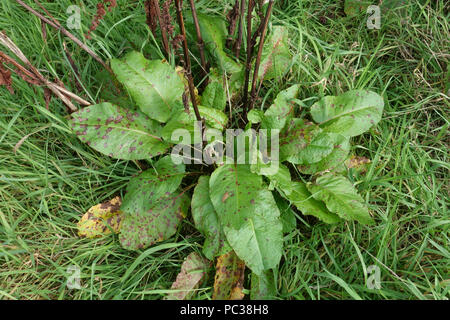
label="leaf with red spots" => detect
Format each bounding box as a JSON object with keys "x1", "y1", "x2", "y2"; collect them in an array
[
  {"x1": 307, "y1": 174, "x2": 374, "y2": 225},
  {"x1": 258, "y1": 26, "x2": 291, "y2": 81},
  {"x1": 250, "y1": 270, "x2": 277, "y2": 300},
  {"x1": 77, "y1": 196, "x2": 123, "y2": 238},
  {"x1": 310, "y1": 90, "x2": 384, "y2": 137},
  {"x1": 212, "y1": 251, "x2": 246, "y2": 300},
  {"x1": 165, "y1": 252, "x2": 210, "y2": 300},
  {"x1": 111, "y1": 51, "x2": 185, "y2": 123},
  {"x1": 280, "y1": 119, "x2": 335, "y2": 164},
  {"x1": 119, "y1": 156, "x2": 188, "y2": 250},
  {"x1": 209, "y1": 164, "x2": 283, "y2": 276},
  {"x1": 69, "y1": 102, "x2": 168, "y2": 160},
  {"x1": 298, "y1": 134, "x2": 350, "y2": 174},
  {"x1": 191, "y1": 176, "x2": 231, "y2": 260}
]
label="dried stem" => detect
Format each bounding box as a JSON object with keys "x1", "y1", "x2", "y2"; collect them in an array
[
  {"x1": 0, "y1": 32, "x2": 90, "y2": 111},
  {"x1": 248, "y1": 0, "x2": 274, "y2": 112},
  {"x1": 174, "y1": 0, "x2": 202, "y2": 124},
  {"x1": 15, "y1": 0, "x2": 112, "y2": 74},
  {"x1": 234, "y1": 0, "x2": 246, "y2": 59},
  {"x1": 188, "y1": 0, "x2": 208, "y2": 82},
  {"x1": 242, "y1": 0, "x2": 254, "y2": 118}
]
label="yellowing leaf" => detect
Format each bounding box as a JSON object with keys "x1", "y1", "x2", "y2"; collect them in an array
[
  {"x1": 213, "y1": 251, "x2": 246, "y2": 300},
  {"x1": 176, "y1": 66, "x2": 200, "y2": 106},
  {"x1": 345, "y1": 155, "x2": 371, "y2": 173},
  {"x1": 77, "y1": 196, "x2": 123, "y2": 238},
  {"x1": 165, "y1": 252, "x2": 210, "y2": 300}
]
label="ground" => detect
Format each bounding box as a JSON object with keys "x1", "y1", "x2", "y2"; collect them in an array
[{"x1": 0, "y1": 0, "x2": 448, "y2": 299}]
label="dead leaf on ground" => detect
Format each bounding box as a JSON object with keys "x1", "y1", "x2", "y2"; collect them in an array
[
  {"x1": 213, "y1": 250, "x2": 246, "y2": 300},
  {"x1": 165, "y1": 252, "x2": 210, "y2": 300},
  {"x1": 77, "y1": 196, "x2": 123, "y2": 238}
]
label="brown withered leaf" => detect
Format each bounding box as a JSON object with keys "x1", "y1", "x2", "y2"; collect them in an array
[
  {"x1": 0, "y1": 63, "x2": 13, "y2": 94},
  {"x1": 165, "y1": 252, "x2": 210, "y2": 300},
  {"x1": 213, "y1": 251, "x2": 246, "y2": 300},
  {"x1": 77, "y1": 196, "x2": 123, "y2": 238}
]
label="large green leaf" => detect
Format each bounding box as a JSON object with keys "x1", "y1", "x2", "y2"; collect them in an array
[
  {"x1": 197, "y1": 14, "x2": 242, "y2": 74},
  {"x1": 209, "y1": 164, "x2": 283, "y2": 275},
  {"x1": 261, "y1": 84, "x2": 300, "y2": 130},
  {"x1": 258, "y1": 26, "x2": 291, "y2": 80},
  {"x1": 69, "y1": 102, "x2": 168, "y2": 160},
  {"x1": 119, "y1": 156, "x2": 188, "y2": 249},
  {"x1": 310, "y1": 90, "x2": 384, "y2": 137},
  {"x1": 279, "y1": 181, "x2": 340, "y2": 224},
  {"x1": 298, "y1": 134, "x2": 350, "y2": 174},
  {"x1": 111, "y1": 51, "x2": 184, "y2": 123},
  {"x1": 307, "y1": 174, "x2": 374, "y2": 225},
  {"x1": 191, "y1": 176, "x2": 231, "y2": 260},
  {"x1": 280, "y1": 119, "x2": 335, "y2": 164}
]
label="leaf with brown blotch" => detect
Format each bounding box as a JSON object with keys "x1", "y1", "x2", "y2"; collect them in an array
[
  {"x1": 77, "y1": 196, "x2": 123, "y2": 238},
  {"x1": 345, "y1": 155, "x2": 371, "y2": 173},
  {"x1": 0, "y1": 63, "x2": 14, "y2": 94},
  {"x1": 165, "y1": 252, "x2": 210, "y2": 300},
  {"x1": 213, "y1": 251, "x2": 246, "y2": 300}
]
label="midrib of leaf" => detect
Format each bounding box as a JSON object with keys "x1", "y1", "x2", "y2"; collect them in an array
[
  {"x1": 319, "y1": 105, "x2": 378, "y2": 125},
  {"x1": 84, "y1": 123, "x2": 162, "y2": 141},
  {"x1": 124, "y1": 62, "x2": 173, "y2": 112}
]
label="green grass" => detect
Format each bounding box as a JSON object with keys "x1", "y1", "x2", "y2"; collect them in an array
[{"x1": 0, "y1": 0, "x2": 448, "y2": 300}]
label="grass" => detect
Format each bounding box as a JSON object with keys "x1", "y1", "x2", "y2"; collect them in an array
[{"x1": 0, "y1": 0, "x2": 448, "y2": 300}]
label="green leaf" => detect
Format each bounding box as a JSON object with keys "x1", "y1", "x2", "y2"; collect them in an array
[
  {"x1": 274, "y1": 193, "x2": 297, "y2": 234},
  {"x1": 94, "y1": 69, "x2": 136, "y2": 108},
  {"x1": 202, "y1": 70, "x2": 227, "y2": 111},
  {"x1": 191, "y1": 176, "x2": 232, "y2": 260},
  {"x1": 310, "y1": 90, "x2": 384, "y2": 137},
  {"x1": 250, "y1": 270, "x2": 277, "y2": 300},
  {"x1": 165, "y1": 252, "x2": 210, "y2": 300},
  {"x1": 197, "y1": 14, "x2": 242, "y2": 74},
  {"x1": 212, "y1": 251, "x2": 246, "y2": 300},
  {"x1": 161, "y1": 105, "x2": 228, "y2": 144},
  {"x1": 111, "y1": 51, "x2": 184, "y2": 123},
  {"x1": 69, "y1": 102, "x2": 168, "y2": 160},
  {"x1": 247, "y1": 109, "x2": 264, "y2": 124},
  {"x1": 259, "y1": 26, "x2": 292, "y2": 80},
  {"x1": 298, "y1": 134, "x2": 350, "y2": 174},
  {"x1": 261, "y1": 84, "x2": 300, "y2": 130},
  {"x1": 209, "y1": 164, "x2": 283, "y2": 275},
  {"x1": 307, "y1": 174, "x2": 374, "y2": 225},
  {"x1": 280, "y1": 119, "x2": 335, "y2": 164},
  {"x1": 119, "y1": 156, "x2": 188, "y2": 250},
  {"x1": 279, "y1": 181, "x2": 341, "y2": 224}
]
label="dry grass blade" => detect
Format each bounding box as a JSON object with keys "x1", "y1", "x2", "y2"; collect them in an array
[{"x1": 0, "y1": 32, "x2": 90, "y2": 111}]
